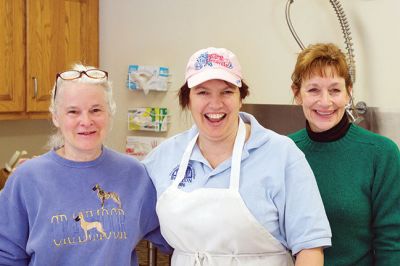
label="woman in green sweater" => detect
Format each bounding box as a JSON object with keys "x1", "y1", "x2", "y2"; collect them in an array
[{"x1": 289, "y1": 43, "x2": 400, "y2": 265}]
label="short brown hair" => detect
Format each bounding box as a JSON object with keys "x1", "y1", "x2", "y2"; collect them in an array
[
  {"x1": 291, "y1": 43, "x2": 352, "y2": 97},
  {"x1": 178, "y1": 81, "x2": 249, "y2": 110}
]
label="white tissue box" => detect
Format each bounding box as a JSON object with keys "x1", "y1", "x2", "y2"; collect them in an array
[
  {"x1": 128, "y1": 107, "x2": 169, "y2": 132},
  {"x1": 126, "y1": 136, "x2": 165, "y2": 161},
  {"x1": 127, "y1": 65, "x2": 169, "y2": 93}
]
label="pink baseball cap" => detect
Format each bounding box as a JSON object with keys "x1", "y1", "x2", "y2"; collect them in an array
[{"x1": 185, "y1": 47, "x2": 243, "y2": 88}]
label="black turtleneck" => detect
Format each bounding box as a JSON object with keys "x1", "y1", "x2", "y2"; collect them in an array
[{"x1": 306, "y1": 114, "x2": 350, "y2": 142}]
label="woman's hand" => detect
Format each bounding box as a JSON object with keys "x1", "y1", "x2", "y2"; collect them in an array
[{"x1": 295, "y1": 247, "x2": 324, "y2": 266}]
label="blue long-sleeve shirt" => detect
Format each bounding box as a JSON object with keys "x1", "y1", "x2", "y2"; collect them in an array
[
  {"x1": 143, "y1": 112, "x2": 331, "y2": 255},
  {"x1": 0, "y1": 147, "x2": 170, "y2": 266}
]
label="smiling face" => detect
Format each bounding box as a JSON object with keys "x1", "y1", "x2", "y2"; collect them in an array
[
  {"x1": 52, "y1": 82, "x2": 110, "y2": 161},
  {"x1": 294, "y1": 67, "x2": 351, "y2": 132},
  {"x1": 189, "y1": 79, "x2": 242, "y2": 143}
]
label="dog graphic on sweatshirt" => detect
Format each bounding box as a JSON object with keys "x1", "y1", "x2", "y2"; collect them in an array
[
  {"x1": 92, "y1": 184, "x2": 122, "y2": 209},
  {"x1": 74, "y1": 212, "x2": 107, "y2": 240}
]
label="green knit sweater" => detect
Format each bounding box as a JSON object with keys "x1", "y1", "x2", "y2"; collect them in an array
[{"x1": 289, "y1": 124, "x2": 400, "y2": 265}]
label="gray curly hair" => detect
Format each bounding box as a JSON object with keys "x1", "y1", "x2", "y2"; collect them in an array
[{"x1": 47, "y1": 63, "x2": 116, "y2": 149}]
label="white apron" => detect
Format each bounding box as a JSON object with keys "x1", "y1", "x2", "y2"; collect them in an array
[{"x1": 156, "y1": 118, "x2": 294, "y2": 266}]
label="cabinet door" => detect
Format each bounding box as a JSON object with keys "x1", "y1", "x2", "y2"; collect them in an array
[
  {"x1": 27, "y1": 0, "x2": 99, "y2": 112},
  {"x1": 0, "y1": 0, "x2": 25, "y2": 112}
]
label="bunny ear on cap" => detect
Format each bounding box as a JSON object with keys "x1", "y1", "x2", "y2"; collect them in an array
[{"x1": 185, "y1": 47, "x2": 243, "y2": 88}]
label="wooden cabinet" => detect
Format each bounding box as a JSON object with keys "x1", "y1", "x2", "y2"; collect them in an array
[
  {"x1": 0, "y1": 0, "x2": 25, "y2": 114},
  {"x1": 0, "y1": 0, "x2": 98, "y2": 120}
]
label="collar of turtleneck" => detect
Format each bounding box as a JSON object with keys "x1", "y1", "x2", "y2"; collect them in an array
[{"x1": 306, "y1": 114, "x2": 351, "y2": 142}]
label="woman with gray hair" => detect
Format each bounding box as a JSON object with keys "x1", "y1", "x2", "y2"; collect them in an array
[{"x1": 0, "y1": 64, "x2": 170, "y2": 265}]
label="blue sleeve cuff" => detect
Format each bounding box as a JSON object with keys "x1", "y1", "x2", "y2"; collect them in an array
[{"x1": 291, "y1": 237, "x2": 332, "y2": 255}]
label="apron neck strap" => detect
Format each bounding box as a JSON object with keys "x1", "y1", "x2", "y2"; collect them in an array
[
  {"x1": 173, "y1": 117, "x2": 246, "y2": 191},
  {"x1": 172, "y1": 131, "x2": 199, "y2": 187},
  {"x1": 230, "y1": 117, "x2": 245, "y2": 190}
]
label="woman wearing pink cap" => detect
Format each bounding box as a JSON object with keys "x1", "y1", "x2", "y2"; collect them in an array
[{"x1": 143, "y1": 47, "x2": 332, "y2": 265}]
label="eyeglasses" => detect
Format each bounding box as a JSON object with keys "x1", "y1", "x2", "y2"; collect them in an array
[{"x1": 54, "y1": 69, "x2": 108, "y2": 100}]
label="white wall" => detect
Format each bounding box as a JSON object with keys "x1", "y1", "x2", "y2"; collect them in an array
[
  {"x1": 1, "y1": 0, "x2": 398, "y2": 166},
  {"x1": 99, "y1": 0, "x2": 400, "y2": 152}
]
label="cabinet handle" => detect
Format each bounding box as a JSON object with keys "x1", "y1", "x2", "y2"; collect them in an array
[{"x1": 32, "y1": 77, "x2": 38, "y2": 99}]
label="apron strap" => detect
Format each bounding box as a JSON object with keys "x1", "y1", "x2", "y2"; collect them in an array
[
  {"x1": 174, "y1": 117, "x2": 246, "y2": 191},
  {"x1": 173, "y1": 132, "x2": 199, "y2": 187},
  {"x1": 229, "y1": 117, "x2": 245, "y2": 191}
]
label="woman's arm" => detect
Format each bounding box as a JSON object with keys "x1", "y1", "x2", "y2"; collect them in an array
[
  {"x1": 372, "y1": 139, "x2": 400, "y2": 263},
  {"x1": 295, "y1": 247, "x2": 324, "y2": 266},
  {"x1": 0, "y1": 173, "x2": 30, "y2": 265}
]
